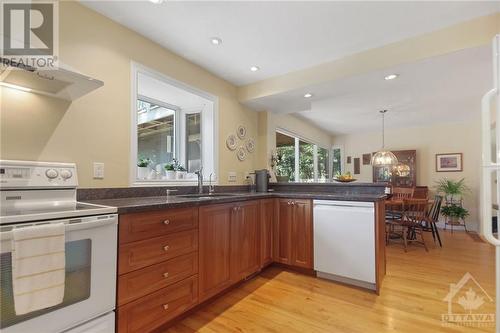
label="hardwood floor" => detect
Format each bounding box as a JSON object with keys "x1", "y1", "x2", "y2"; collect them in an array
[{"x1": 165, "y1": 230, "x2": 496, "y2": 333}]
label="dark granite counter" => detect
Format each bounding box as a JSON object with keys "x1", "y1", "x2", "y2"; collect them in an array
[{"x1": 83, "y1": 191, "x2": 387, "y2": 214}]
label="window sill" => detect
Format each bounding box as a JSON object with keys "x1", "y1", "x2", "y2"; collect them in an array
[{"x1": 132, "y1": 179, "x2": 218, "y2": 187}]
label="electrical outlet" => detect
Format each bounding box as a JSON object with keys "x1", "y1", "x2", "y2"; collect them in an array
[
  {"x1": 93, "y1": 162, "x2": 104, "y2": 179},
  {"x1": 228, "y1": 171, "x2": 237, "y2": 182}
]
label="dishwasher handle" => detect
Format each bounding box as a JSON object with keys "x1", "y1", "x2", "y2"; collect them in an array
[{"x1": 313, "y1": 200, "x2": 375, "y2": 208}]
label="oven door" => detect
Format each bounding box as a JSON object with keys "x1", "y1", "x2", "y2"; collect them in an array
[{"x1": 0, "y1": 214, "x2": 118, "y2": 333}]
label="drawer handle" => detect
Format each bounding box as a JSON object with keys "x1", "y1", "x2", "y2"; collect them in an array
[
  {"x1": 163, "y1": 272, "x2": 169, "y2": 278},
  {"x1": 163, "y1": 245, "x2": 170, "y2": 251},
  {"x1": 163, "y1": 304, "x2": 169, "y2": 310},
  {"x1": 163, "y1": 219, "x2": 170, "y2": 225}
]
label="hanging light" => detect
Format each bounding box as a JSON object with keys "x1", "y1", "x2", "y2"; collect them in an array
[{"x1": 372, "y1": 110, "x2": 398, "y2": 166}]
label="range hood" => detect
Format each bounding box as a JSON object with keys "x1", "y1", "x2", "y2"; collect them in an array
[{"x1": 0, "y1": 58, "x2": 103, "y2": 101}]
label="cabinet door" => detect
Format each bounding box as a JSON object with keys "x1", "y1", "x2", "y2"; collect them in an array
[
  {"x1": 230, "y1": 200, "x2": 260, "y2": 282},
  {"x1": 260, "y1": 199, "x2": 275, "y2": 268},
  {"x1": 291, "y1": 199, "x2": 313, "y2": 269},
  {"x1": 198, "y1": 204, "x2": 232, "y2": 302},
  {"x1": 274, "y1": 199, "x2": 293, "y2": 265}
]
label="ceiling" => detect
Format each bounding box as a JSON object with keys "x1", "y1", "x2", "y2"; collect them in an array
[
  {"x1": 81, "y1": 1, "x2": 499, "y2": 86},
  {"x1": 291, "y1": 45, "x2": 492, "y2": 135}
]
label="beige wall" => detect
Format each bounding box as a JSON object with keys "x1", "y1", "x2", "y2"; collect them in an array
[
  {"x1": 257, "y1": 111, "x2": 333, "y2": 169},
  {"x1": 334, "y1": 120, "x2": 481, "y2": 230},
  {"x1": 1, "y1": 1, "x2": 258, "y2": 187}
]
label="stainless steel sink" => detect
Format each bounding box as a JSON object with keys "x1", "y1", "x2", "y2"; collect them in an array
[{"x1": 177, "y1": 193, "x2": 241, "y2": 199}]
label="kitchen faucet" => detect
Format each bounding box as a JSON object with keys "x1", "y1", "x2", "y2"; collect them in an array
[
  {"x1": 195, "y1": 168, "x2": 203, "y2": 194},
  {"x1": 209, "y1": 173, "x2": 215, "y2": 194}
]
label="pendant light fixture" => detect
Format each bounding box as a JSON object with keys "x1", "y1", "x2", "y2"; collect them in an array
[{"x1": 371, "y1": 110, "x2": 398, "y2": 166}]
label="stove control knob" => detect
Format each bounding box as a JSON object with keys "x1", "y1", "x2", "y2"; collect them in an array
[
  {"x1": 45, "y1": 169, "x2": 59, "y2": 179},
  {"x1": 60, "y1": 169, "x2": 73, "y2": 179}
]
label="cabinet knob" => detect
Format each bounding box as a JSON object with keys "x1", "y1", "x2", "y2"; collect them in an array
[
  {"x1": 287, "y1": 201, "x2": 291, "y2": 205},
  {"x1": 163, "y1": 304, "x2": 169, "y2": 310},
  {"x1": 163, "y1": 219, "x2": 170, "y2": 225},
  {"x1": 163, "y1": 272, "x2": 169, "y2": 278},
  {"x1": 163, "y1": 245, "x2": 170, "y2": 251}
]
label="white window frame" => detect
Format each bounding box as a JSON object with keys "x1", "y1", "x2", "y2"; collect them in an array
[
  {"x1": 331, "y1": 144, "x2": 345, "y2": 176},
  {"x1": 130, "y1": 62, "x2": 219, "y2": 186},
  {"x1": 275, "y1": 128, "x2": 331, "y2": 183}
]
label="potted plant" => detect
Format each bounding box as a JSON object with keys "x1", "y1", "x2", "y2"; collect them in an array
[
  {"x1": 176, "y1": 165, "x2": 187, "y2": 180},
  {"x1": 164, "y1": 160, "x2": 177, "y2": 180},
  {"x1": 435, "y1": 178, "x2": 471, "y2": 203},
  {"x1": 137, "y1": 157, "x2": 151, "y2": 180},
  {"x1": 441, "y1": 204, "x2": 469, "y2": 225}
]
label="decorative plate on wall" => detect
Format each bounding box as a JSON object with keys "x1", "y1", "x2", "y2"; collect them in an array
[
  {"x1": 226, "y1": 134, "x2": 237, "y2": 151},
  {"x1": 237, "y1": 146, "x2": 247, "y2": 161},
  {"x1": 237, "y1": 125, "x2": 247, "y2": 139},
  {"x1": 246, "y1": 138, "x2": 256, "y2": 153}
]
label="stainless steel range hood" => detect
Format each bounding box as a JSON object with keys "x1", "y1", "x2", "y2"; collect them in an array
[{"x1": 0, "y1": 58, "x2": 103, "y2": 101}]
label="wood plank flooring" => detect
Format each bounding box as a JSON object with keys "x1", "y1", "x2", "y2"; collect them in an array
[{"x1": 165, "y1": 231, "x2": 496, "y2": 333}]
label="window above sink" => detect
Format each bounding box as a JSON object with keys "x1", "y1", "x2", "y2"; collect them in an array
[{"x1": 130, "y1": 63, "x2": 218, "y2": 186}]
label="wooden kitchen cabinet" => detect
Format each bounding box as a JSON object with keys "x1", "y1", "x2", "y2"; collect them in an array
[
  {"x1": 230, "y1": 200, "x2": 260, "y2": 282},
  {"x1": 274, "y1": 199, "x2": 293, "y2": 265},
  {"x1": 291, "y1": 199, "x2": 313, "y2": 269},
  {"x1": 260, "y1": 199, "x2": 275, "y2": 268},
  {"x1": 198, "y1": 203, "x2": 233, "y2": 302},
  {"x1": 274, "y1": 199, "x2": 313, "y2": 269}
]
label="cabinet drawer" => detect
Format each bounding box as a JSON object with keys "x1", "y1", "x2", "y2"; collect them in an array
[
  {"x1": 119, "y1": 207, "x2": 198, "y2": 244},
  {"x1": 118, "y1": 252, "x2": 198, "y2": 306},
  {"x1": 117, "y1": 275, "x2": 198, "y2": 333},
  {"x1": 119, "y1": 229, "x2": 198, "y2": 275}
]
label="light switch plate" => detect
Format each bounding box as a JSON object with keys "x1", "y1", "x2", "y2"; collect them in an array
[
  {"x1": 93, "y1": 162, "x2": 104, "y2": 179},
  {"x1": 228, "y1": 171, "x2": 237, "y2": 182}
]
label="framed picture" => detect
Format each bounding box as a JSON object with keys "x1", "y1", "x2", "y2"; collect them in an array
[
  {"x1": 362, "y1": 153, "x2": 371, "y2": 165},
  {"x1": 353, "y1": 158, "x2": 360, "y2": 174},
  {"x1": 347, "y1": 156, "x2": 352, "y2": 164},
  {"x1": 436, "y1": 153, "x2": 463, "y2": 172}
]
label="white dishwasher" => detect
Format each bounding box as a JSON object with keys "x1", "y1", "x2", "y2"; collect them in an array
[{"x1": 313, "y1": 200, "x2": 376, "y2": 290}]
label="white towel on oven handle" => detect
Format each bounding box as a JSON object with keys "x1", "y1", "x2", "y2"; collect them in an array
[{"x1": 11, "y1": 222, "x2": 66, "y2": 315}]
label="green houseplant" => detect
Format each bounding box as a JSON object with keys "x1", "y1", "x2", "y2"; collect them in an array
[
  {"x1": 137, "y1": 157, "x2": 151, "y2": 180},
  {"x1": 434, "y1": 178, "x2": 471, "y2": 203},
  {"x1": 441, "y1": 204, "x2": 469, "y2": 224},
  {"x1": 164, "y1": 160, "x2": 177, "y2": 180}
]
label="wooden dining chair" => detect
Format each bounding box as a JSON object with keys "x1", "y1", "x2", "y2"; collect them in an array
[
  {"x1": 392, "y1": 186, "x2": 415, "y2": 199},
  {"x1": 396, "y1": 198, "x2": 429, "y2": 252},
  {"x1": 424, "y1": 195, "x2": 443, "y2": 247},
  {"x1": 386, "y1": 187, "x2": 415, "y2": 244}
]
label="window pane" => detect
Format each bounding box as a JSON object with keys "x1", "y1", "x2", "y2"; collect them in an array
[
  {"x1": 137, "y1": 100, "x2": 175, "y2": 173},
  {"x1": 276, "y1": 132, "x2": 295, "y2": 182},
  {"x1": 299, "y1": 140, "x2": 314, "y2": 182},
  {"x1": 332, "y1": 148, "x2": 342, "y2": 176},
  {"x1": 318, "y1": 147, "x2": 329, "y2": 182},
  {"x1": 186, "y1": 113, "x2": 201, "y2": 173}
]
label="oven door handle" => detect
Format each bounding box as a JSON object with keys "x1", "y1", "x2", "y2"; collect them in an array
[{"x1": 0, "y1": 214, "x2": 117, "y2": 241}]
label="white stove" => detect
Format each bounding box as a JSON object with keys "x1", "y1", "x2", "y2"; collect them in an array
[
  {"x1": 0, "y1": 160, "x2": 117, "y2": 333},
  {"x1": 0, "y1": 160, "x2": 116, "y2": 224}
]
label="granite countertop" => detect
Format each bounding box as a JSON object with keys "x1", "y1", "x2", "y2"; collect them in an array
[{"x1": 83, "y1": 192, "x2": 387, "y2": 214}]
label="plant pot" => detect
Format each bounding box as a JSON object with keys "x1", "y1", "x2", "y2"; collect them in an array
[
  {"x1": 449, "y1": 216, "x2": 460, "y2": 225},
  {"x1": 176, "y1": 171, "x2": 187, "y2": 180},
  {"x1": 137, "y1": 167, "x2": 149, "y2": 180},
  {"x1": 165, "y1": 170, "x2": 176, "y2": 180}
]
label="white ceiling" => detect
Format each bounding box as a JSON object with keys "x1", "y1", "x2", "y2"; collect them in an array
[
  {"x1": 292, "y1": 46, "x2": 492, "y2": 135},
  {"x1": 81, "y1": 1, "x2": 499, "y2": 86}
]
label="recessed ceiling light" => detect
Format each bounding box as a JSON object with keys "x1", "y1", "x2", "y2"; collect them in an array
[
  {"x1": 210, "y1": 37, "x2": 222, "y2": 45},
  {"x1": 384, "y1": 74, "x2": 399, "y2": 80},
  {"x1": 149, "y1": 0, "x2": 164, "y2": 4},
  {"x1": 304, "y1": 93, "x2": 313, "y2": 98},
  {"x1": 250, "y1": 66, "x2": 260, "y2": 72}
]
